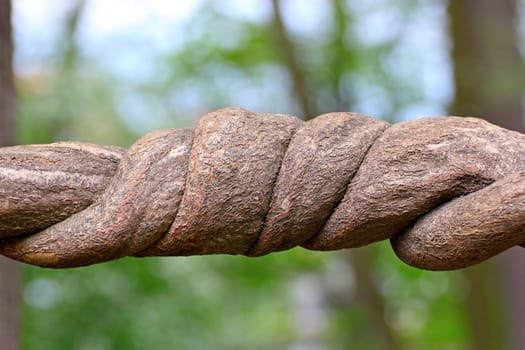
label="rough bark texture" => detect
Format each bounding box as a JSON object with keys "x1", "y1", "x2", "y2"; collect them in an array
[
  {"x1": 0, "y1": 107, "x2": 523, "y2": 269},
  {"x1": 0, "y1": 143, "x2": 124, "y2": 237},
  {"x1": 140, "y1": 109, "x2": 301, "y2": 256}
]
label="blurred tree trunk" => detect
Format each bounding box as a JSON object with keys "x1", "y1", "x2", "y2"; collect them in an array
[
  {"x1": 0, "y1": 0, "x2": 20, "y2": 349},
  {"x1": 60, "y1": 0, "x2": 84, "y2": 71},
  {"x1": 270, "y1": 0, "x2": 313, "y2": 118},
  {"x1": 449, "y1": 1, "x2": 524, "y2": 349},
  {"x1": 271, "y1": 1, "x2": 400, "y2": 348},
  {"x1": 449, "y1": 0, "x2": 523, "y2": 131}
]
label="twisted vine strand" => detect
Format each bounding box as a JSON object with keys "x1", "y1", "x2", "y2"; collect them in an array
[{"x1": 0, "y1": 107, "x2": 524, "y2": 269}]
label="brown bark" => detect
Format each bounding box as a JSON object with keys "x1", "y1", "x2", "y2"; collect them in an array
[
  {"x1": 0, "y1": 0, "x2": 19, "y2": 348},
  {"x1": 449, "y1": 1, "x2": 525, "y2": 349},
  {"x1": 0, "y1": 108, "x2": 523, "y2": 269}
]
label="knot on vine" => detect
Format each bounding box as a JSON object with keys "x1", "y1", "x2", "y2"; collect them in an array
[{"x1": 0, "y1": 107, "x2": 524, "y2": 269}]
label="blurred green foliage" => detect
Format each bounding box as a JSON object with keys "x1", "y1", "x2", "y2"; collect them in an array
[
  {"x1": 16, "y1": 1, "x2": 477, "y2": 349},
  {"x1": 22, "y1": 246, "x2": 470, "y2": 349}
]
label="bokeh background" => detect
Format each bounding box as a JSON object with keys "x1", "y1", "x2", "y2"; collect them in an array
[{"x1": 5, "y1": 0, "x2": 525, "y2": 349}]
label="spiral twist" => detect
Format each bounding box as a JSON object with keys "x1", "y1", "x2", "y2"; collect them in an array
[{"x1": 0, "y1": 107, "x2": 524, "y2": 269}]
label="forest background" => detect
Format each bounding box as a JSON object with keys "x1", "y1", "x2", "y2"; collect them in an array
[{"x1": 1, "y1": 0, "x2": 525, "y2": 349}]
